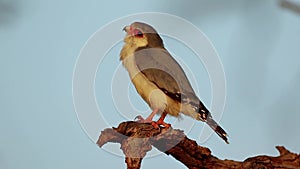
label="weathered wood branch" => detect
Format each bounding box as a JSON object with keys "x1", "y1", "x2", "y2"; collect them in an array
[{"x1": 97, "y1": 121, "x2": 300, "y2": 169}]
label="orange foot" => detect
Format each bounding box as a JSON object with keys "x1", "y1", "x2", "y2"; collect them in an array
[
  {"x1": 134, "y1": 111, "x2": 171, "y2": 129},
  {"x1": 156, "y1": 112, "x2": 171, "y2": 128},
  {"x1": 156, "y1": 118, "x2": 171, "y2": 128},
  {"x1": 134, "y1": 115, "x2": 159, "y2": 129}
]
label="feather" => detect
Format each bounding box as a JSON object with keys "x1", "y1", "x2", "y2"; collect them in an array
[
  {"x1": 121, "y1": 22, "x2": 229, "y2": 143},
  {"x1": 134, "y1": 46, "x2": 199, "y2": 103}
]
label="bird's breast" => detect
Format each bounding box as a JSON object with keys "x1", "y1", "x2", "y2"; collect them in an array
[
  {"x1": 120, "y1": 43, "x2": 181, "y2": 116},
  {"x1": 122, "y1": 53, "x2": 167, "y2": 111}
]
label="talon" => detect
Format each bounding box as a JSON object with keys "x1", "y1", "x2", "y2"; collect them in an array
[
  {"x1": 156, "y1": 112, "x2": 171, "y2": 128},
  {"x1": 134, "y1": 110, "x2": 171, "y2": 129},
  {"x1": 134, "y1": 115, "x2": 144, "y2": 122},
  {"x1": 157, "y1": 120, "x2": 171, "y2": 128}
]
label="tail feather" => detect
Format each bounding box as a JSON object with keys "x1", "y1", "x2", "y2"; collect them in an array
[
  {"x1": 206, "y1": 116, "x2": 229, "y2": 144},
  {"x1": 195, "y1": 101, "x2": 229, "y2": 143}
]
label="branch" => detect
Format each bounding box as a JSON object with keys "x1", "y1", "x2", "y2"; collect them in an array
[{"x1": 97, "y1": 121, "x2": 300, "y2": 169}]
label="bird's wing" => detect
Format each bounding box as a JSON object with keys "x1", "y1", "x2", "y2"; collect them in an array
[
  {"x1": 134, "y1": 47, "x2": 230, "y2": 143},
  {"x1": 134, "y1": 47, "x2": 199, "y2": 103}
]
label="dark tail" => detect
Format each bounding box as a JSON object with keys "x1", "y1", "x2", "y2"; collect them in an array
[{"x1": 206, "y1": 116, "x2": 229, "y2": 144}]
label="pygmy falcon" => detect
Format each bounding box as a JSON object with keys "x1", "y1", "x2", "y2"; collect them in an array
[{"x1": 120, "y1": 22, "x2": 229, "y2": 144}]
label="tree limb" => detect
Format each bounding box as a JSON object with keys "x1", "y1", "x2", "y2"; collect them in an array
[{"x1": 97, "y1": 121, "x2": 300, "y2": 169}]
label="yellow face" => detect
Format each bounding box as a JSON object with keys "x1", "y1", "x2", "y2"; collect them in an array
[
  {"x1": 123, "y1": 24, "x2": 148, "y2": 48},
  {"x1": 120, "y1": 22, "x2": 163, "y2": 60}
]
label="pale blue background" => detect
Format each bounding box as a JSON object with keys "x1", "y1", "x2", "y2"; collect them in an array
[{"x1": 1, "y1": 0, "x2": 300, "y2": 169}]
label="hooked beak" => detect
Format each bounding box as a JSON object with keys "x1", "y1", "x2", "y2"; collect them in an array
[{"x1": 123, "y1": 26, "x2": 130, "y2": 33}]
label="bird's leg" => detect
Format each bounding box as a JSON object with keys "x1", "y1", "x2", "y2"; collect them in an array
[
  {"x1": 135, "y1": 109, "x2": 170, "y2": 129},
  {"x1": 156, "y1": 112, "x2": 171, "y2": 128},
  {"x1": 135, "y1": 108, "x2": 159, "y2": 123},
  {"x1": 144, "y1": 108, "x2": 158, "y2": 123}
]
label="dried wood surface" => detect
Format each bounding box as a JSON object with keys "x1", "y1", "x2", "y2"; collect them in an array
[{"x1": 97, "y1": 121, "x2": 300, "y2": 169}]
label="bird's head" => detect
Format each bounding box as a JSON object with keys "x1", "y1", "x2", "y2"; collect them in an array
[{"x1": 123, "y1": 22, "x2": 164, "y2": 48}]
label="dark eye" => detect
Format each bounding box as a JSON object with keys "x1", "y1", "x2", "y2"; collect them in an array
[{"x1": 134, "y1": 29, "x2": 143, "y2": 38}]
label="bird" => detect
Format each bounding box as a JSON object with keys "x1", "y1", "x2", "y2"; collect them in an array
[{"x1": 120, "y1": 22, "x2": 229, "y2": 144}]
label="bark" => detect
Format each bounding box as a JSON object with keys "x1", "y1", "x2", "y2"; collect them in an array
[{"x1": 97, "y1": 121, "x2": 300, "y2": 169}]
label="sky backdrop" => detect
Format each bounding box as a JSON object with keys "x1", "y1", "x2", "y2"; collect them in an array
[{"x1": 1, "y1": 0, "x2": 300, "y2": 169}]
